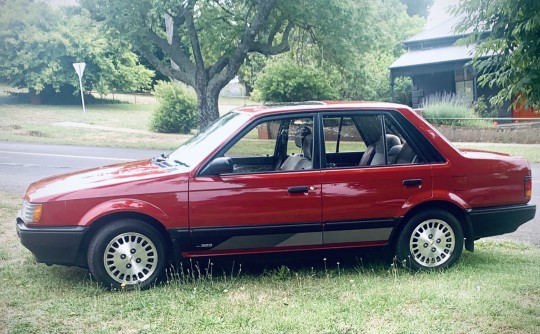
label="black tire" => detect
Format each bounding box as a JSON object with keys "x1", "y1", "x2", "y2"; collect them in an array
[
  {"x1": 87, "y1": 219, "x2": 167, "y2": 290},
  {"x1": 396, "y1": 209, "x2": 463, "y2": 270}
]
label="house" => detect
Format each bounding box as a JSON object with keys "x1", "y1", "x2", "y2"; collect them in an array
[{"x1": 389, "y1": 17, "x2": 511, "y2": 117}]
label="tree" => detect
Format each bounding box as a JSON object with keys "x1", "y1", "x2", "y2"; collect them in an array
[
  {"x1": 277, "y1": 0, "x2": 423, "y2": 101},
  {"x1": 400, "y1": 0, "x2": 434, "y2": 18},
  {"x1": 252, "y1": 58, "x2": 338, "y2": 102},
  {"x1": 454, "y1": 0, "x2": 540, "y2": 109},
  {"x1": 0, "y1": 0, "x2": 153, "y2": 103},
  {"x1": 81, "y1": 0, "x2": 370, "y2": 128}
]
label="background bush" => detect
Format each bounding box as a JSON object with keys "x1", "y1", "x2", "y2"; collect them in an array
[
  {"x1": 422, "y1": 94, "x2": 493, "y2": 128},
  {"x1": 252, "y1": 59, "x2": 338, "y2": 103},
  {"x1": 151, "y1": 81, "x2": 197, "y2": 133}
]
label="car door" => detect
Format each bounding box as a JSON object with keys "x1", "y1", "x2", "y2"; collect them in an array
[
  {"x1": 187, "y1": 114, "x2": 323, "y2": 255},
  {"x1": 320, "y1": 112, "x2": 436, "y2": 247}
]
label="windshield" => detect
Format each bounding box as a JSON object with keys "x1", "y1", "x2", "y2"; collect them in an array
[{"x1": 168, "y1": 111, "x2": 252, "y2": 167}]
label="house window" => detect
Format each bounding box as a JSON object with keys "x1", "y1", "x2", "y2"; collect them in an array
[{"x1": 455, "y1": 68, "x2": 474, "y2": 102}]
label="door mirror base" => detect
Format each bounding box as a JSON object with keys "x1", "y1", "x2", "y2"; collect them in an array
[{"x1": 200, "y1": 157, "x2": 234, "y2": 176}]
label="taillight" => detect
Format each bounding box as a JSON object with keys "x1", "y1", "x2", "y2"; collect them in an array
[{"x1": 525, "y1": 176, "x2": 532, "y2": 197}]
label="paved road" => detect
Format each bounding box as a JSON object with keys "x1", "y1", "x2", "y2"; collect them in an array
[
  {"x1": 1, "y1": 141, "x2": 538, "y2": 245},
  {"x1": 0, "y1": 142, "x2": 163, "y2": 194}
]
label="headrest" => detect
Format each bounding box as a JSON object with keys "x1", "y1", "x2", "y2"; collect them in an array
[
  {"x1": 385, "y1": 134, "x2": 401, "y2": 148},
  {"x1": 303, "y1": 134, "x2": 313, "y2": 160},
  {"x1": 294, "y1": 126, "x2": 312, "y2": 148}
]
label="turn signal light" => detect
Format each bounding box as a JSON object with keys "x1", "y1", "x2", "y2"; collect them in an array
[
  {"x1": 33, "y1": 204, "x2": 43, "y2": 223},
  {"x1": 525, "y1": 176, "x2": 532, "y2": 197}
]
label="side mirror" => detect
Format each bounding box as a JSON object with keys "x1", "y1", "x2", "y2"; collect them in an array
[{"x1": 200, "y1": 157, "x2": 234, "y2": 176}]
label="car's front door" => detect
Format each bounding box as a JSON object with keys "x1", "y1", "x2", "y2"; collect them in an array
[
  {"x1": 320, "y1": 112, "x2": 436, "y2": 247},
  {"x1": 187, "y1": 114, "x2": 322, "y2": 256}
]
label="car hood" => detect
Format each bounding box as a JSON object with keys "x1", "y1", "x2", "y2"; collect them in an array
[{"x1": 26, "y1": 159, "x2": 189, "y2": 202}]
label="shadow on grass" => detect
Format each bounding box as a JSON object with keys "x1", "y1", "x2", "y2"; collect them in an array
[{"x1": 34, "y1": 246, "x2": 394, "y2": 290}]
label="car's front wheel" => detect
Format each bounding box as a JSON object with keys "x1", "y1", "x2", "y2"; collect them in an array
[
  {"x1": 87, "y1": 219, "x2": 166, "y2": 289},
  {"x1": 396, "y1": 209, "x2": 463, "y2": 270}
]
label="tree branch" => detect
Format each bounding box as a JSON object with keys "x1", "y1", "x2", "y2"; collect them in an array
[
  {"x1": 144, "y1": 29, "x2": 195, "y2": 80},
  {"x1": 249, "y1": 21, "x2": 293, "y2": 55},
  {"x1": 206, "y1": 0, "x2": 279, "y2": 94},
  {"x1": 185, "y1": 0, "x2": 206, "y2": 72},
  {"x1": 266, "y1": 13, "x2": 285, "y2": 45},
  {"x1": 208, "y1": 57, "x2": 230, "y2": 79},
  {"x1": 137, "y1": 46, "x2": 194, "y2": 87}
]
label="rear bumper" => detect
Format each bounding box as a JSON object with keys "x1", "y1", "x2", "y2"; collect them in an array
[
  {"x1": 467, "y1": 204, "x2": 536, "y2": 239},
  {"x1": 16, "y1": 219, "x2": 88, "y2": 267}
]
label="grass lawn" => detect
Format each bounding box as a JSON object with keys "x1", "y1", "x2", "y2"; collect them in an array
[
  {"x1": 0, "y1": 103, "x2": 192, "y2": 150},
  {"x1": 454, "y1": 142, "x2": 540, "y2": 163},
  {"x1": 1, "y1": 102, "x2": 540, "y2": 163},
  {"x1": 1, "y1": 192, "x2": 539, "y2": 333}
]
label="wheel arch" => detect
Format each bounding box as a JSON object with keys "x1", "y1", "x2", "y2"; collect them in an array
[
  {"x1": 77, "y1": 211, "x2": 175, "y2": 268},
  {"x1": 390, "y1": 200, "x2": 473, "y2": 252}
]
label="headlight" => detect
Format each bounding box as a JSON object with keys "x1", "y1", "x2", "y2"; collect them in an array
[{"x1": 21, "y1": 200, "x2": 42, "y2": 224}]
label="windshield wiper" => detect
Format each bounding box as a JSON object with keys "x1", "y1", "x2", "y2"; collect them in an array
[
  {"x1": 153, "y1": 153, "x2": 189, "y2": 167},
  {"x1": 172, "y1": 160, "x2": 189, "y2": 167}
]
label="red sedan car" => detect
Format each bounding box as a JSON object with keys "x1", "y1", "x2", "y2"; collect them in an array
[{"x1": 16, "y1": 102, "x2": 536, "y2": 289}]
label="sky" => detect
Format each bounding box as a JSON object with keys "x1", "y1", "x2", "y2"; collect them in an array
[{"x1": 426, "y1": 0, "x2": 460, "y2": 29}]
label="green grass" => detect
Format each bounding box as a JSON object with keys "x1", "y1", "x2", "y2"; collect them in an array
[
  {"x1": 0, "y1": 103, "x2": 190, "y2": 150},
  {"x1": 1, "y1": 100, "x2": 539, "y2": 163},
  {"x1": 1, "y1": 192, "x2": 539, "y2": 333},
  {"x1": 455, "y1": 143, "x2": 540, "y2": 163}
]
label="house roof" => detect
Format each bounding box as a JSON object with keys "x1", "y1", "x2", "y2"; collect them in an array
[
  {"x1": 405, "y1": 17, "x2": 467, "y2": 44},
  {"x1": 390, "y1": 44, "x2": 475, "y2": 70}
]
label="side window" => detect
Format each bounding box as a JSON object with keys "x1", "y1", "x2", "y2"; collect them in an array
[
  {"x1": 323, "y1": 117, "x2": 366, "y2": 153},
  {"x1": 225, "y1": 121, "x2": 280, "y2": 158},
  {"x1": 323, "y1": 115, "x2": 379, "y2": 168},
  {"x1": 222, "y1": 116, "x2": 314, "y2": 174},
  {"x1": 322, "y1": 113, "x2": 423, "y2": 169}
]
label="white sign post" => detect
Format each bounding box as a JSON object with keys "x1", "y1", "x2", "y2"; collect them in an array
[{"x1": 73, "y1": 62, "x2": 86, "y2": 116}]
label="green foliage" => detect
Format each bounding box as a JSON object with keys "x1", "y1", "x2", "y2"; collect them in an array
[
  {"x1": 400, "y1": 0, "x2": 434, "y2": 18},
  {"x1": 454, "y1": 0, "x2": 540, "y2": 109},
  {"x1": 81, "y1": 0, "x2": 425, "y2": 128},
  {"x1": 474, "y1": 96, "x2": 498, "y2": 119},
  {"x1": 393, "y1": 77, "x2": 413, "y2": 106},
  {"x1": 422, "y1": 94, "x2": 493, "y2": 128},
  {"x1": 0, "y1": 0, "x2": 153, "y2": 102},
  {"x1": 151, "y1": 81, "x2": 197, "y2": 134},
  {"x1": 238, "y1": 54, "x2": 268, "y2": 95},
  {"x1": 252, "y1": 59, "x2": 338, "y2": 102},
  {"x1": 278, "y1": 0, "x2": 424, "y2": 101}
]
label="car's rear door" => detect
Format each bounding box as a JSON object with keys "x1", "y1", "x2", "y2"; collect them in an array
[
  {"x1": 320, "y1": 112, "x2": 437, "y2": 247},
  {"x1": 187, "y1": 114, "x2": 323, "y2": 256}
]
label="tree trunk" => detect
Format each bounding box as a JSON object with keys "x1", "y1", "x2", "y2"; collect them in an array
[
  {"x1": 29, "y1": 89, "x2": 41, "y2": 104},
  {"x1": 196, "y1": 89, "x2": 220, "y2": 129}
]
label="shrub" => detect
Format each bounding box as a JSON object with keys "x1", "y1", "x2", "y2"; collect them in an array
[
  {"x1": 252, "y1": 59, "x2": 338, "y2": 103},
  {"x1": 474, "y1": 96, "x2": 498, "y2": 118},
  {"x1": 422, "y1": 94, "x2": 493, "y2": 128},
  {"x1": 151, "y1": 81, "x2": 197, "y2": 133}
]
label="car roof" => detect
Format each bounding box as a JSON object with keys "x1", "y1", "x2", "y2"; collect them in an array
[{"x1": 231, "y1": 101, "x2": 412, "y2": 116}]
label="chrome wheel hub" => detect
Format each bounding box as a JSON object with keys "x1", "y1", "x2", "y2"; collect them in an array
[
  {"x1": 409, "y1": 219, "x2": 455, "y2": 267},
  {"x1": 103, "y1": 232, "x2": 158, "y2": 284}
]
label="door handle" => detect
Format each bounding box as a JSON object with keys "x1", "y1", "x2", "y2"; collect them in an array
[
  {"x1": 288, "y1": 186, "x2": 309, "y2": 193},
  {"x1": 403, "y1": 179, "x2": 422, "y2": 187}
]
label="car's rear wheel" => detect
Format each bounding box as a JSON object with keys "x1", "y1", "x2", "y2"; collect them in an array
[
  {"x1": 87, "y1": 219, "x2": 166, "y2": 290},
  {"x1": 396, "y1": 209, "x2": 463, "y2": 270}
]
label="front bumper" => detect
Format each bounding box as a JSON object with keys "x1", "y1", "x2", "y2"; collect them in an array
[
  {"x1": 16, "y1": 219, "x2": 88, "y2": 267},
  {"x1": 467, "y1": 204, "x2": 536, "y2": 239}
]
